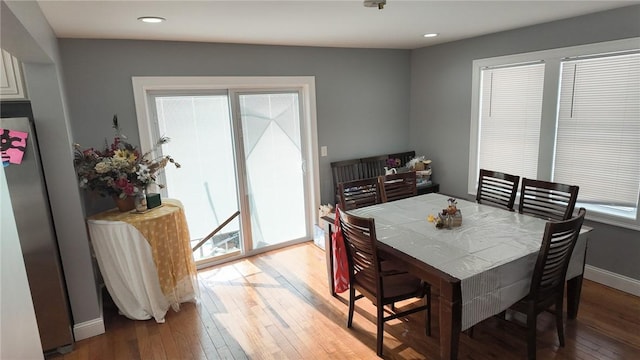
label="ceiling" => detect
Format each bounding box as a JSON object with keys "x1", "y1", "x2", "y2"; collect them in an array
[{"x1": 37, "y1": 0, "x2": 639, "y2": 50}]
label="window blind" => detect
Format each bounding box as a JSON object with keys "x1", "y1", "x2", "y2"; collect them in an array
[
  {"x1": 478, "y1": 63, "x2": 544, "y2": 180},
  {"x1": 554, "y1": 53, "x2": 640, "y2": 208}
]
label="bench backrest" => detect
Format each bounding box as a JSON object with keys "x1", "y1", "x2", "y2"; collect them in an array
[{"x1": 331, "y1": 151, "x2": 415, "y2": 204}]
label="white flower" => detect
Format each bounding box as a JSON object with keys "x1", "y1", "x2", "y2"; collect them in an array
[
  {"x1": 136, "y1": 164, "x2": 151, "y2": 183},
  {"x1": 94, "y1": 160, "x2": 112, "y2": 174}
]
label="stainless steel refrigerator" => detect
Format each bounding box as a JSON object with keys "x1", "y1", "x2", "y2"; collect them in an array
[{"x1": 1, "y1": 101, "x2": 74, "y2": 354}]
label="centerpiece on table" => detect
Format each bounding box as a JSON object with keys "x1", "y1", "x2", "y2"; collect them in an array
[
  {"x1": 427, "y1": 197, "x2": 462, "y2": 229},
  {"x1": 73, "y1": 115, "x2": 180, "y2": 212}
]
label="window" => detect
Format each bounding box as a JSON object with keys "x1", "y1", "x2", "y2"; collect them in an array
[
  {"x1": 469, "y1": 38, "x2": 640, "y2": 230},
  {"x1": 478, "y1": 62, "x2": 544, "y2": 179},
  {"x1": 555, "y1": 53, "x2": 640, "y2": 220}
]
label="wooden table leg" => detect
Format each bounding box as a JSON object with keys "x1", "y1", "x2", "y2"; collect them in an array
[
  {"x1": 567, "y1": 243, "x2": 587, "y2": 319},
  {"x1": 439, "y1": 278, "x2": 462, "y2": 360},
  {"x1": 323, "y1": 218, "x2": 336, "y2": 297},
  {"x1": 567, "y1": 274, "x2": 583, "y2": 319}
]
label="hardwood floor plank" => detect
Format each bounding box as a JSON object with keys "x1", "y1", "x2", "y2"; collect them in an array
[
  {"x1": 134, "y1": 318, "x2": 158, "y2": 360},
  {"x1": 88, "y1": 325, "x2": 114, "y2": 360},
  {"x1": 197, "y1": 290, "x2": 249, "y2": 359},
  {"x1": 49, "y1": 242, "x2": 640, "y2": 360}
]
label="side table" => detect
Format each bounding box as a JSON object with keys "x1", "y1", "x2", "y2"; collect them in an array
[{"x1": 87, "y1": 199, "x2": 198, "y2": 322}]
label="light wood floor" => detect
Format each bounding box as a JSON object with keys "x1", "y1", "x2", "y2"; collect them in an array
[{"x1": 50, "y1": 242, "x2": 640, "y2": 360}]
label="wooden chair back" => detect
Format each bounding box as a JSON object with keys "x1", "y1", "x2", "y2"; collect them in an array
[
  {"x1": 338, "y1": 178, "x2": 381, "y2": 211},
  {"x1": 339, "y1": 211, "x2": 380, "y2": 299},
  {"x1": 331, "y1": 159, "x2": 362, "y2": 202},
  {"x1": 379, "y1": 171, "x2": 417, "y2": 202},
  {"x1": 476, "y1": 169, "x2": 520, "y2": 210},
  {"x1": 519, "y1": 178, "x2": 579, "y2": 221},
  {"x1": 530, "y1": 208, "x2": 586, "y2": 304}
]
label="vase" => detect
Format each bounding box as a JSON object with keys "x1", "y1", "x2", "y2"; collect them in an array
[
  {"x1": 134, "y1": 191, "x2": 148, "y2": 212},
  {"x1": 114, "y1": 196, "x2": 135, "y2": 212}
]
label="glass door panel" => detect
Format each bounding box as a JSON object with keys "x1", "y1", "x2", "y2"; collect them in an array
[
  {"x1": 236, "y1": 92, "x2": 308, "y2": 250},
  {"x1": 154, "y1": 95, "x2": 242, "y2": 263}
]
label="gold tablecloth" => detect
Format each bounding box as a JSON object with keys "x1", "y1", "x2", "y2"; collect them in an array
[{"x1": 88, "y1": 199, "x2": 198, "y2": 309}]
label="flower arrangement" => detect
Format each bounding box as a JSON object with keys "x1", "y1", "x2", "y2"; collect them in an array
[
  {"x1": 386, "y1": 157, "x2": 401, "y2": 168},
  {"x1": 73, "y1": 115, "x2": 180, "y2": 200}
]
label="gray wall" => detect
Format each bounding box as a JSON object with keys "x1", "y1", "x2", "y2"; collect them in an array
[
  {"x1": 409, "y1": 5, "x2": 640, "y2": 280},
  {"x1": 1, "y1": 0, "x2": 101, "y2": 329},
  {"x1": 58, "y1": 39, "x2": 411, "y2": 211}
]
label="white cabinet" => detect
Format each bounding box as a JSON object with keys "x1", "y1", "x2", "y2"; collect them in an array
[{"x1": 1, "y1": 49, "x2": 27, "y2": 100}]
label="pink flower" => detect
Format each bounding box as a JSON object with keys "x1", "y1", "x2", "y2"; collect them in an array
[
  {"x1": 115, "y1": 178, "x2": 129, "y2": 189},
  {"x1": 123, "y1": 183, "x2": 135, "y2": 196}
]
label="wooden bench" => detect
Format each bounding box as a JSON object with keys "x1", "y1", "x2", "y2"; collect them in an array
[{"x1": 330, "y1": 151, "x2": 439, "y2": 204}]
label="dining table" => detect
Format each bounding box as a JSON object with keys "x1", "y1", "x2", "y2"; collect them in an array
[{"x1": 323, "y1": 193, "x2": 591, "y2": 360}]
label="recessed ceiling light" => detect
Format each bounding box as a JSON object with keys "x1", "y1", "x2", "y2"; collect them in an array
[
  {"x1": 423, "y1": 33, "x2": 439, "y2": 38},
  {"x1": 138, "y1": 16, "x2": 166, "y2": 24},
  {"x1": 364, "y1": 0, "x2": 386, "y2": 9}
]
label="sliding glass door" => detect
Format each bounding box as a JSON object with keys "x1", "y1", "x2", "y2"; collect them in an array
[{"x1": 151, "y1": 88, "x2": 310, "y2": 266}]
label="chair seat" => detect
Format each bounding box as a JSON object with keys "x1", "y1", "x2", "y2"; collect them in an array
[
  {"x1": 380, "y1": 259, "x2": 408, "y2": 273},
  {"x1": 382, "y1": 273, "x2": 425, "y2": 300},
  {"x1": 510, "y1": 297, "x2": 558, "y2": 317},
  {"x1": 354, "y1": 271, "x2": 424, "y2": 300}
]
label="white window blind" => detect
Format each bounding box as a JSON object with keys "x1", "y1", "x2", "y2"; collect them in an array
[
  {"x1": 554, "y1": 53, "x2": 640, "y2": 214},
  {"x1": 478, "y1": 63, "x2": 544, "y2": 180}
]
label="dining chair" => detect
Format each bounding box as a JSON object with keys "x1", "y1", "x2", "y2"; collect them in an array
[
  {"x1": 338, "y1": 177, "x2": 381, "y2": 211},
  {"x1": 515, "y1": 207, "x2": 586, "y2": 360},
  {"x1": 519, "y1": 178, "x2": 579, "y2": 221},
  {"x1": 476, "y1": 169, "x2": 520, "y2": 210},
  {"x1": 339, "y1": 210, "x2": 431, "y2": 357},
  {"x1": 331, "y1": 159, "x2": 363, "y2": 204},
  {"x1": 378, "y1": 171, "x2": 417, "y2": 203}
]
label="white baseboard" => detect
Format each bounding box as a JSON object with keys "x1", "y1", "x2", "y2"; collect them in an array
[
  {"x1": 73, "y1": 317, "x2": 105, "y2": 341},
  {"x1": 73, "y1": 288, "x2": 105, "y2": 341},
  {"x1": 584, "y1": 265, "x2": 640, "y2": 297}
]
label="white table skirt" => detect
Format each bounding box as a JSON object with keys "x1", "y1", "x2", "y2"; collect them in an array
[
  {"x1": 88, "y1": 220, "x2": 171, "y2": 322},
  {"x1": 350, "y1": 194, "x2": 590, "y2": 330}
]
